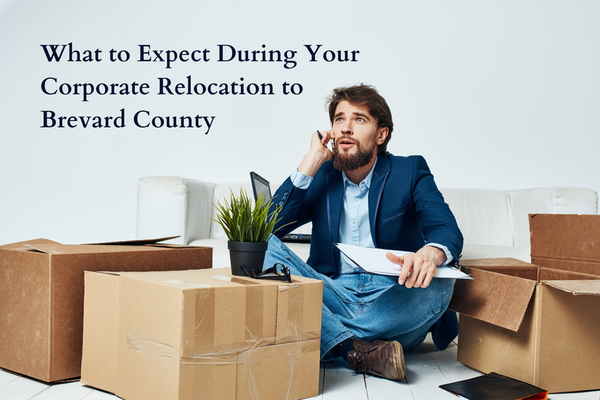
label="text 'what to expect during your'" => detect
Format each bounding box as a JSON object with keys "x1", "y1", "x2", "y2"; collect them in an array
[{"x1": 40, "y1": 43, "x2": 361, "y2": 69}]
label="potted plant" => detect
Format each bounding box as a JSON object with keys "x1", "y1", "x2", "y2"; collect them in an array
[{"x1": 212, "y1": 188, "x2": 284, "y2": 276}]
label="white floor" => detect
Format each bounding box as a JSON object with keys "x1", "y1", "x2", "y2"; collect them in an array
[{"x1": 1, "y1": 336, "x2": 598, "y2": 400}]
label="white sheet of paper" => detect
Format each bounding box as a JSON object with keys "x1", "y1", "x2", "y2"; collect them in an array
[{"x1": 335, "y1": 243, "x2": 473, "y2": 280}]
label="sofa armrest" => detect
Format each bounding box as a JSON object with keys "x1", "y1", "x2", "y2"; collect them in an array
[{"x1": 136, "y1": 176, "x2": 215, "y2": 245}]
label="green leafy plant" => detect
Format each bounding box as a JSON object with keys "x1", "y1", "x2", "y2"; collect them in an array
[{"x1": 212, "y1": 188, "x2": 285, "y2": 243}]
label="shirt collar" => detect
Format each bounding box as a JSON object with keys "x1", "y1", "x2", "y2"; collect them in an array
[{"x1": 342, "y1": 156, "x2": 379, "y2": 190}]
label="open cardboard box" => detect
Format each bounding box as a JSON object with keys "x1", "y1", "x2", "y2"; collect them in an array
[
  {"x1": 81, "y1": 267, "x2": 323, "y2": 400},
  {"x1": 0, "y1": 237, "x2": 212, "y2": 382},
  {"x1": 450, "y1": 214, "x2": 600, "y2": 393}
]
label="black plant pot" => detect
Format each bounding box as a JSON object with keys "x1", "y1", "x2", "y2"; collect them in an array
[{"x1": 228, "y1": 241, "x2": 268, "y2": 276}]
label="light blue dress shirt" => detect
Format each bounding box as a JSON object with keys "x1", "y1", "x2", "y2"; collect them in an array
[{"x1": 290, "y1": 160, "x2": 452, "y2": 275}]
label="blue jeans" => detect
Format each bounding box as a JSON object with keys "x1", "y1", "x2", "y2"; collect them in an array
[{"x1": 264, "y1": 236, "x2": 455, "y2": 361}]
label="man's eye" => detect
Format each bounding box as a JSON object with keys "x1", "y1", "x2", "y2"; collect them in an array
[
  {"x1": 335, "y1": 118, "x2": 343, "y2": 122},
  {"x1": 357, "y1": 118, "x2": 364, "y2": 122}
]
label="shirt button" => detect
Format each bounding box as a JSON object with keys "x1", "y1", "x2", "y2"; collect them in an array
[{"x1": 352, "y1": 219, "x2": 356, "y2": 224}]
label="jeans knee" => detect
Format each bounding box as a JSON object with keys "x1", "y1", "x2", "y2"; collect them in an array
[{"x1": 428, "y1": 279, "x2": 454, "y2": 307}]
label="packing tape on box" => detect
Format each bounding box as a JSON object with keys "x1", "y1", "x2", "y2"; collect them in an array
[
  {"x1": 127, "y1": 330, "x2": 177, "y2": 360},
  {"x1": 127, "y1": 328, "x2": 271, "y2": 365},
  {"x1": 179, "y1": 337, "x2": 269, "y2": 365},
  {"x1": 276, "y1": 284, "x2": 303, "y2": 344},
  {"x1": 235, "y1": 339, "x2": 320, "y2": 400},
  {"x1": 127, "y1": 327, "x2": 318, "y2": 366},
  {"x1": 277, "y1": 283, "x2": 321, "y2": 344}
]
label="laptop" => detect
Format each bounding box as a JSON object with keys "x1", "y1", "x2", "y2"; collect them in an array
[{"x1": 250, "y1": 171, "x2": 311, "y2": 243}]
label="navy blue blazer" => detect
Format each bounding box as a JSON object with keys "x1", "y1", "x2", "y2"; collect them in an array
[{"x1": 272, "y1": 153, "x2": 463, "y2": 277}]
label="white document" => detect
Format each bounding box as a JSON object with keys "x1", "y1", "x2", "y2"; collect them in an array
[{"x1": 335, "y1": 243, "x2": 473, "y2": 280}]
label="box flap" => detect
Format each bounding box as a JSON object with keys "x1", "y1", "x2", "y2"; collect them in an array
[
  {"x1": 530, "y1": 214, "x2": 600, "y2": 272},
  {"x1": 541, "y1": 280, "x2": 600, "y2": 296},
  {"x1": 450, "y1": 262, "x2": 537, "y2": 332},
  {"x1": 23, "y1": 243, "x2": 124, "y2": 255},
  {"x1": 1, "y1": 237, "x2": 183, "y2": 252},
  {"x1": 23, "y1": 243, "x2": 65, "y2": 254},
  {"x1": 85, "y1": 236, "x2": 181, "y2": 245},
  {"x1": 0, "y1": 238, "x2": 60, "y2": 251},
  {"x1": 22, "y1": 241, "x2": 196, "y2": 255},
  {"x1": 459, "y1": 258, "x2": 539, "y2": 280}
]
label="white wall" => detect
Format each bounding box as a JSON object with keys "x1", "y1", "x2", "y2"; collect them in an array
[{"x1": 1, "y1": 0, "x2": 598, "y2": 245}]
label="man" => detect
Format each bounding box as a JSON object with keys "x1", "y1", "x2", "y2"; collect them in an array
[{"x1": 264, "y1": 84, "x2": 463, "y2": 381}]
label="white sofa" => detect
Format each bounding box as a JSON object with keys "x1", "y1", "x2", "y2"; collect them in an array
[{"x1": 136, "y1": 176, "x2": 598, "y2": 268}]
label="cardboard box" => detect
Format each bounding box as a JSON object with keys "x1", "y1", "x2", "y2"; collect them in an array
[
  {"x1": 450, "y1": 214, "x2": 600, "y2": 393},
  {"x1": 0, "y1": 237, "x2": 211, "y2": 382},
  {"x1": 81, "y1": 267, "x2": 323, "y2": 400}
]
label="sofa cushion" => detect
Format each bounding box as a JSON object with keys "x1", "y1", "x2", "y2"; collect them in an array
[
  {"x1": 461, "y1": 244, "x2": 530, "y2": 262},
  {"x1": 441, "y1": 188, "x2": 513, "y2": 247},
  {"x1": 137, "y1": 176, "x2": 215, "y2": 244}
]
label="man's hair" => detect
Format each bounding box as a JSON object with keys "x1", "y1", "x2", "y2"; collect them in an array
[{"x1": 326, "y1": 84, "x2": 394, "y2": 154}]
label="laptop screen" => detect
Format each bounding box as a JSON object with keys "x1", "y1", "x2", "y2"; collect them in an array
[
  {"x1": 249, "y1": 171, "x2": 312, "y2": 243},
  {"x1": 250, "y1": 171, "x2": 272, "y2": 201}
]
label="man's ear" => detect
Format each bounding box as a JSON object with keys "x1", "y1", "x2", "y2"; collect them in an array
[{"x1": 377, "y1": 127, "x2": 389, "y2": 145}]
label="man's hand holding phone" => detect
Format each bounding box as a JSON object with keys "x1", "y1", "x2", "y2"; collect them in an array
[{"x1": 298, "y1": 130, "x2": 334, "y2": 177}]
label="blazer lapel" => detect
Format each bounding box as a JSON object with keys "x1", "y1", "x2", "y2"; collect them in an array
[
  {"x1": 369, "y1": 155, "x2": 391, "y2": 246},
  {"x1": 326, "y1": 169, "x2": 344, "y2": 244}
]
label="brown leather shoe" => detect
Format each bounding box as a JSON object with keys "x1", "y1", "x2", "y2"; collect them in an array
[{"x1": 347, "y1": 339, "x2": 406, "y2": 381}]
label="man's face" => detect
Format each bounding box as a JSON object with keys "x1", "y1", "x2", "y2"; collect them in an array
[{"x1": 331, "y1": 100, "x2": 387, "y2": 172}]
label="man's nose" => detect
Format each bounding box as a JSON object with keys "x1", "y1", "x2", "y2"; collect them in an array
[{"x1": 341, "y1": 120, "x2": 352, "y2": 134}]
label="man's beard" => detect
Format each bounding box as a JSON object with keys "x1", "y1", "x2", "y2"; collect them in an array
[{"x1": 332, "y1": 137, "x2": 377, "y2": 171}]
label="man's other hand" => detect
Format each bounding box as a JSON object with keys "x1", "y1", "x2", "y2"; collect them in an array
[{"x1": 385, "y1": 246, "x2": 446, "y2": 288}]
